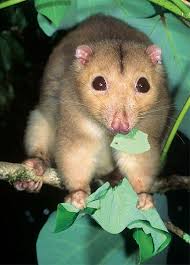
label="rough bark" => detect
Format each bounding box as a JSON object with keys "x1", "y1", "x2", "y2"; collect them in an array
[{"x1": 0, "y1": 161, "x2": 189, "y2": 192}]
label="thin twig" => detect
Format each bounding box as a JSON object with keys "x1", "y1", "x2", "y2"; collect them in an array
[
  {"x1": 165, "y1": 221, "x2": 190, "y2": 244},
  {"x1": 151, "y1": 174, "x2": 190, "y2": 193}
]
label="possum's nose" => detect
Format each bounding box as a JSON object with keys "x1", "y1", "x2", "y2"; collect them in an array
[{"x1": 111, "y1": 113, "x2": 130, "y2": 134}]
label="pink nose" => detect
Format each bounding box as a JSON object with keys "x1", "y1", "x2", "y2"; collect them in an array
[{"x1": 111, "y1": 117, "x2": 130, "y2": 134}]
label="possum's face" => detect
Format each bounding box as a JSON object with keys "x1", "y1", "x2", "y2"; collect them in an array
[{"x1": 74, "y1": 42, "x2": 168, "y2": 134}]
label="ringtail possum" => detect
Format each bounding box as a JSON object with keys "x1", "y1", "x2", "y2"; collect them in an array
[{"x1": 14, "y1": 15, "x2": 171, "y2": 210}]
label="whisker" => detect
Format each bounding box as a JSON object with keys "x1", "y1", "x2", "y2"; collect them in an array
[
  {"x1": 142, "y1": 98, "x2": 175, "y2": 105},
  {"x1": 89, "y1": 90, "x2": 108, "y2": 110},
  {"x1": 137, "y1": 115, "x2": 185, "y2": 144},
  {"x1": 174, "y1": 133, "x2": 185, "y2": 144},
  {"x1": 163, "y1": 124, "x2": 185, "y2": 145},
  {"x1": 138, "y1": 115, "x2": 176, "y2": 123},
  {"x1": 139, "y1": 106, "x2": 173, "y2": 117},
  {"x1": 140, "y1": 101, "x2": 176, "y2": 113}
]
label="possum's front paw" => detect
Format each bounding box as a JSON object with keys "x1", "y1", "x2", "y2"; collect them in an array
[
  {"x1": 23, "y1": 157, "x2": 48, "y2": 176},
  {"x1": 14, "y1": 179, "x2": 43, "y2": 192},
  {"x1": 136, "y1": 192, "x2": 154, "y2": 210},
  {"x1": 64, "y1": 190, "x2": 89, "y2": 209},
  {"x1": 13, "y1": 158, "x2": 47, "y2": 192}
]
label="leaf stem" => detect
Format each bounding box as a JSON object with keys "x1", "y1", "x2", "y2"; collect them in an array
[
  {"x1": 0, "y1": 0, "x2": 27, "y2": 9},
  {"x1": 161, "y1": 96, "x2": 190, "y2": 163}
]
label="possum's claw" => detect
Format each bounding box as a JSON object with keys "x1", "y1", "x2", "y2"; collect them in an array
[
  {"x1": 137, "y1": 192, "x2": 154, "y2": 210},
  {"x1": 13, "y1": 158, "x2": 47, "y2": 192},
  {"x1": 23, "y1": 157, "x2": 47, "y2": 176},
  {"x1": 64, "y1": 190, "x2": 89, "y2": 209},
  {"x1": 14, "y1": 179, "x2": 43, "y2": 192}
]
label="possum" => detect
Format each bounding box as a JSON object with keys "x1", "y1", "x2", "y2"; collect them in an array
[{"x1": 14, "y1": 14, "x2": 171, "y2": 210}]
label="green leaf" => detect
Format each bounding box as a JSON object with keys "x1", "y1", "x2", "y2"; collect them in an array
[
  {"x1": 87, "y1": 181, "x2": 110, "y2": 203},
  {"x1": 149, "y1": 0, "x2": 190, "y2": 19},
  {"x1": 54, "y1": 183, "x2": 110, "y2": 232},
  {"x1": 34, "y1": 0, "x2": 73, "y2": 27},
  {"x1": 90, "y1": 180, "x2": 166, "y2": 232},
  {"x1": 53, "y1": 179, "x2": 171, "y2": 262},
  {"x1": 129, "y1": 220, "x2": 171, "y2": 262},
  {"x1": 110, "y1": 129, "x2": 150, "y2": 154},
  {"x1": 133, "y1": 229, "x2": 154, "y2": 263},
  {"x1": 0, "y1": 0, "x2": 27, "y2": 9},
  {"x1": 35, "y1": 0, "x2": 155, "y2": 35},
  {"x1": 55, "y1": 203, "x2": 80, "y2": 233},
  {"x1": 183, "y1": 233, "x2": 190, "y2": 244},
  {"x1": 37, "y1": 13, "x2": 57, "y2": 36},
  {"x1": 88, "y1": 179, "x2": 171, "y2": 261},
  {"x1": 37, "y1": 212, "x2": 138, "y2": 265}
]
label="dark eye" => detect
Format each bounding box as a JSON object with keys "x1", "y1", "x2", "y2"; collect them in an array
[
  {"x1": 136, "y1": 77, "x2": 150, "y2": 93},
  {"x1": 92, "y1": 76, "x2": 107, "y2": 91}
]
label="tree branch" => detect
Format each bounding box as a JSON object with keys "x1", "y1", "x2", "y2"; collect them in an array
[
  {"x1": 0, "y1": 161, "x2": 62, "y2": 189},
  {"x1": 165, "y1": 221, "x2": 190, "y2": 244},
  {"x1": 1, "y1": 161, "x2": 190, "y2": 243},
  {"x1": 151, "y1": 174, "x2": 190, "y2": 193},
  {"x1": 0, "y1": 161, "x2": 189, "y2": 193}
]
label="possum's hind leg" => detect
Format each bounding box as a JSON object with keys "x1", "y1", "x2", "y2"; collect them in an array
[{"x1": 14, "y1": 108, "x2": 54, "y2": 192}]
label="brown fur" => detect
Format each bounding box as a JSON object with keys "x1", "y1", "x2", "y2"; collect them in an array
[{"x1": 24, "y1": 14, "x2": 171, "y2": 208}]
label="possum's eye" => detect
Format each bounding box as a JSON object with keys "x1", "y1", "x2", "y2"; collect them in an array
[
  {"x1": 136, "y1": 77, "x2": 150, "y2": 93},
  {"x1": 92, "y1": 76, "x2": 107, "y2": 91}
]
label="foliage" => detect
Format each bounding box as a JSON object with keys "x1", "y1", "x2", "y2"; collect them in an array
[
  {"x1": 50, "y1": 130, "x2": 171, "y2": 263},
  {"x1": 37, "y1": 212, "x2": 138, "y2": 265},
  {"x1": 0, "y1": 1, "x2": 189, "y2": 264},
  {"x1": 54, "y1": 178, "x2": 171, "y2": 263},
  {"x1": 110, "y1": 129, "x2": 150, "y2": 154},
  {"x1": 0, "y1": 8, "x2": 27, "y2": 110}
]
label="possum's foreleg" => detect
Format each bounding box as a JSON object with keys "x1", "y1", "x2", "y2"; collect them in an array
[
  {"x1": 114, "y1": 137, "x2": 160, "y2": 210},
  {"x1": 14, "y1": 108, "x2": 55, "y2": 192},
  {"x1": 55, "y1": 134, "x2": 99, "y2": 209}
]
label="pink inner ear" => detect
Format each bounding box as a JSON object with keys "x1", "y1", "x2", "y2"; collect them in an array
[
  {"x1": 75, "y1": 45, "x2": 93, "y2": 65},
  {"x1": 146, "y1": 44, "x2": 162, "y2": 65}
]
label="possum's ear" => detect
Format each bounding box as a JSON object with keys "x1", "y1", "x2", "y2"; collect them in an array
[
  {"x1": 75, "y1": 45, "x2": 93, "y2": 65},
  {"x1": 146, "y1": 45, "x2": 162, "y2": 65}
]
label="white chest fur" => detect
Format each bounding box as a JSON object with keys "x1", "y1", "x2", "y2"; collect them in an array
[{"x1": 80, "y1": 117, "x2": 114, "y2": 176}]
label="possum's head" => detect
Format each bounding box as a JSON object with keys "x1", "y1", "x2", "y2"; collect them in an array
[{"x1": 73, "y1": 41, "x2": 169, "y2": 135}]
